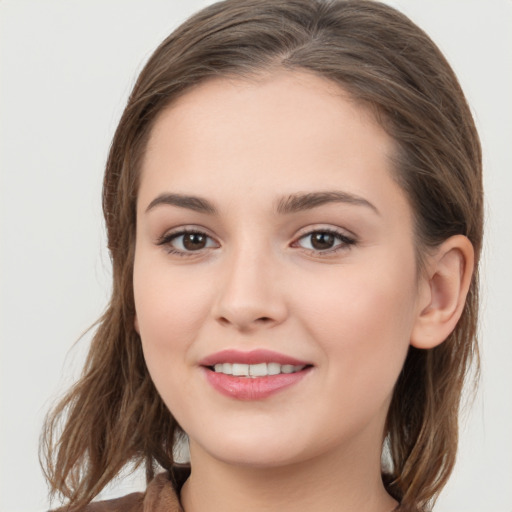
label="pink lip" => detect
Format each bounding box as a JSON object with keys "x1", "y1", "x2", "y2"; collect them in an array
[
  {"x1": 199, "y1": 349, "x2": 310, "y2": 367},
  {"x1": 199, "y1": 349, "x2": 313, "y2": 401},
  {"x1": 203, "y1": 368, "x2": 312, "y2": 400}
]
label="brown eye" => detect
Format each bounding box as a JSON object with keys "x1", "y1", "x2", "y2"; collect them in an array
[
  {"x1": 296, "y1": 230, "x2": 355, "y2": 253},
  {"x1": 160, "y1": 230, "x2": 218, "y2": 253},
  {"x1": 310, "y1": 232, "x2": 336, "y2": 250},
  {"x1": 182, "y1": 232, "x2": 208, "y2": 250}
]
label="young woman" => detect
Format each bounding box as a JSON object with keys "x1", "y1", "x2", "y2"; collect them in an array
[{"x1": 41, "y1": 1, "x2": 483, "y2": 511}]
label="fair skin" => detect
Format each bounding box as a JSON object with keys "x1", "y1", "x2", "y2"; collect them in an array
[{"x1": 133, "y1": 71, "x2": 473, "y2": 512}]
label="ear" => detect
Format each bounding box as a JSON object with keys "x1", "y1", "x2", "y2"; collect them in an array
[{"x1": 411, "y1": 235, "x2": 474, "y2": 349}]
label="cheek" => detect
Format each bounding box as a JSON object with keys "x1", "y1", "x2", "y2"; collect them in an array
[
  {"x1": 133, "y1": 260, "x2": 219, "y2": 425},
  {"x1": 295, "y1": 257, "x2": 418, "y2": 395},
  {"x1": 133, "y1": 259, "x2": 212, "y2": 374}
]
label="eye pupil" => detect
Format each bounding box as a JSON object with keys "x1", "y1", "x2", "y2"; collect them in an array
[
  {"x1": 183, "y1": 233, "x2": 207, "y2": 250},
  {"x1": 311, "y1": 232, "x2": 335, "y2": 250}
]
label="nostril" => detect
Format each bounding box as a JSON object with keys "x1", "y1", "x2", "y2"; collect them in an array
[
  {"x1": 215, "y1": 309, "x2": 282, "y2": 330},
  {"x1": 218, "y1": 317, "x2": 231, "y2": 326}
]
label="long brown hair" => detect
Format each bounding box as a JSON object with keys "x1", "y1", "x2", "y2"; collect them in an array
[{"x1": 41, "y1": 1, "x2": 483, "y2": 510}]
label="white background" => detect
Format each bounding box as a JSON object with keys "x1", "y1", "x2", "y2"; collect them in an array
[{"x1": 1, "y1": 1, "x2": 511, "y2": 511}]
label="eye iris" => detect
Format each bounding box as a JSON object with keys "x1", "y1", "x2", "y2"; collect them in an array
[
  {"x1": 183, "y1": 233, "x2": 207, "y2": 250},
  {"x1": 311, "y1": 232, "x2": 335, "y2": 250}
]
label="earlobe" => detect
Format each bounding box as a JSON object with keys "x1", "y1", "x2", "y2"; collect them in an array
[{"x1": 410, "y1": 235, "x2": 474, "y2": 350}]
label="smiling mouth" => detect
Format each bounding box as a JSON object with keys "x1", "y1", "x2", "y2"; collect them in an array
[
  {"x1": 200, "y1": 349, "x2": 313, "y2": 399},
  {"x1": 209, "y1": 362, "x2": 309, "y2": 378}
]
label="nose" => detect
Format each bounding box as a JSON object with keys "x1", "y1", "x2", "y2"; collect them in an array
[{"x1": 212, "y1": 244, "x2": 288, "y2": 332}]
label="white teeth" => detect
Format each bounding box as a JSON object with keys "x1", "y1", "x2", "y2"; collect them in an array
[
  {"x1": 232, "y1": 363, "x2": 249, "y2": 376},
  {"x1": 267, "y1": 362, "x2": 281, "y2": 375},
  {"x1": 249, "y1": 362, "x2": 267, "y2": 377},
  {"x1": 214, "y1": 363, "x2": 233, "y2": 375},
  {"x1": 212, "y1": 362, "x2": 306, "y2": 377}
]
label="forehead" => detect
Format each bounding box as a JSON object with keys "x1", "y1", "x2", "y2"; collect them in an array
[
  {"x1": 139, "y1": 70, "x2": 403, "y2": 215},
  {"x1": 147, "y1": 70, "x2": 388, "y2": 156}
]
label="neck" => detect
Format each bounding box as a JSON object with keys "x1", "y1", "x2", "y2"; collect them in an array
[{"x1": 180, "y1": 438, "x2": 397, "y2": 512}]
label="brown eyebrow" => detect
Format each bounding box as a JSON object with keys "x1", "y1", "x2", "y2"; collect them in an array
[
  {"x1": 145, "y1": 190, "x2": 379, "y2": 216},
  {"x1": 145, "y1": 193, "x2": 217, "y2": 214},
  {"x1": 276, "y1": 191, "x2": 379, "y2": 215}
]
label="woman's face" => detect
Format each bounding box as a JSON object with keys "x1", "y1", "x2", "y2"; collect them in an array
[{"x1": 133, "y1": 71, "x2": 425, "y2": 468}]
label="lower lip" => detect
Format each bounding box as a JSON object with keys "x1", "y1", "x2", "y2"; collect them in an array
[{"x1": 203, "y1": 367, "x2": 311, "y2": 400}]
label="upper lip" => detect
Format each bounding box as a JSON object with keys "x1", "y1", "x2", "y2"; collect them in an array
[{"x1": 199, "y1": 349, "x2": 311, "y2": 367}]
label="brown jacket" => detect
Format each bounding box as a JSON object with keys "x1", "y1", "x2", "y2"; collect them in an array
[{"x1": 79, "y1": 467, "x2": 189, "y2": 512}]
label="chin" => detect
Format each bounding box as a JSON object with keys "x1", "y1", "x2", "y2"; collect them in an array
[
  {"x1": 198, "y1": 443, "x2": 308, "y2": 469},
  {"x1": 187, "y1": 418, "x2": 340, "y2": 471},
  {"x1": 187, "y1": 422, "x2": 302, "y2": 465}
]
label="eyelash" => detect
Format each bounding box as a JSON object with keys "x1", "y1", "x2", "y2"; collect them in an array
[
  {"x1": 292, "y1": 228, "x2": 356, "y2": 256},
  {"x1": 156, "y1": 227, "x2": 356, "y2": 257},
  {"x1": 156, "y1": 228, "x2": 217, "y2": 256}
]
